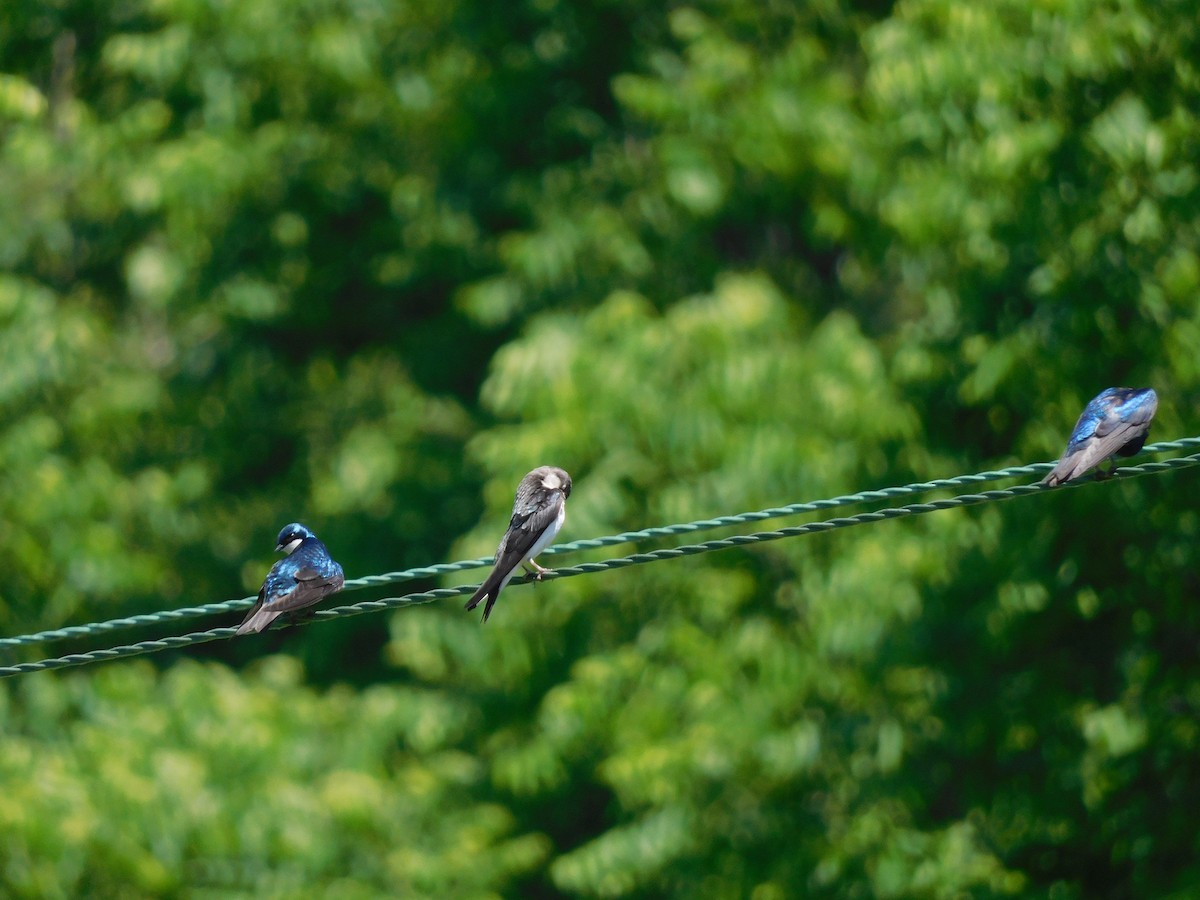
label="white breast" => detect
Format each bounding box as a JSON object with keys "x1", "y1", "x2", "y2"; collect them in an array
[{"x1": 524, "y1": 502, "x2": 566, "y2": 564}]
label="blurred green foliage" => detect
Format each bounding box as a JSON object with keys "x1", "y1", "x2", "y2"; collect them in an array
[{"x1": 2, "y1": 0, "x2": 1199, "y2": 895}]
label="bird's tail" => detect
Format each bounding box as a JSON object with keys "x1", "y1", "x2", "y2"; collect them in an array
[
  {"x1": 464, "y1": 578, "x2": 501, "y2": 623},
  {"x1": 236, "y1": 603, "x2": 281, "y2": 635},
  {"x1": 1041, "y1": 454, "x2": 1077, "y2": 486}
]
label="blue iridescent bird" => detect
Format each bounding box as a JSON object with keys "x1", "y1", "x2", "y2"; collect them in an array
[
  {"x1": 236, "y1": 523, "x2": 346, "y2": 635},
  {"x1": 465, "y1": 466, "x2": 572, "y2": 623},
  {"x1": 1042, "y1": 387, "x2": 1159, "y2": 486}
]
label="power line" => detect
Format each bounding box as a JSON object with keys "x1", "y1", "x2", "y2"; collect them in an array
[
  {"x1": 2, "y1": 446, "x2": 1197, "y2": 680},
  {"x1": 6, "y1": 436, "x2": 1199, "y2": 651}
]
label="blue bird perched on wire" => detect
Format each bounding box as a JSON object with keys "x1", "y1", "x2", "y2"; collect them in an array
[
  {"x1": 237, "y1": 523, "x2": 346, "y2": 635},
  {"x1": 1042, "y1": 387, "x2": 1159, "y2": 487},
  {"x1": 466, "y1": 466, "x2": 572, "y2": 623}
]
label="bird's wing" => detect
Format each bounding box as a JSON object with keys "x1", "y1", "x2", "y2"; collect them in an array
[
  {"x1": 258, "y1": 566, "x2": 340, "y2": 615},
  {"x1": 1096, "y1": 396, "x2": 1156, "y2": 436},
  {"x1": 292, "y1": 565, "x2": 322, "y2": 583},
  {"x1": 495, "y1": 493, "x2": 565, "y2": 571},
  {"x1": 1044, "y1": 420, "x2": 1146, "y2": 485},
  {"x1": 257, "y1": 582, "x2": 311, "y2": 614},
  {"x1": 1084, "y1": 413, "x2": 1150, "y2": 464}
]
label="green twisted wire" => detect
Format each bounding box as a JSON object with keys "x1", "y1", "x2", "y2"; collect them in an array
[
  {"x1": 2, "y1": 448, "x2": 1197, "y2": 679},
  {"x1": 6, "y1": 436, "x2": 1199, "y2": 651}
]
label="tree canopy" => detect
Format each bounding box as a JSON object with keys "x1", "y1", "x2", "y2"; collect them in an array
[{"x1": 2, "y1": 0, "x2": 1199, "y2": 896}]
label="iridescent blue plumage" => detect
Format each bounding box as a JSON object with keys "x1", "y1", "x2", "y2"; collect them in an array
[
  {"x1": 1042, "y1": 387, "x2": 1158, "y2": 486},
  {"x1": 237, "y1": 523, "x2": 345, "y2": 635}
]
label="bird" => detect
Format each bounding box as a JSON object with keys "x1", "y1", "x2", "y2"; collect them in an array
[
  {"x1": 236, "y1": 523, "x2": 346, "y2": 635},
  {"x1": 1042, "y1": 387, "x2": 1159, "y2": 486},
  {"x1": 465, "y1": 466, "x2": 572, "y2": 623}
]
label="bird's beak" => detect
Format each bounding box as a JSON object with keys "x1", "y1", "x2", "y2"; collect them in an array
[{"x1": 275, "y1": 543, "x2": 286, "y2": 552}]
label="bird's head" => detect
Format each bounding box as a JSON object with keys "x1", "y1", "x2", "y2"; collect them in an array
[
  {"x1": 275, "y1": 523, "x2": 315, "y2": 554},
  {"x1": 536, "y1": 466, "x2": 572, "y2": 498}
]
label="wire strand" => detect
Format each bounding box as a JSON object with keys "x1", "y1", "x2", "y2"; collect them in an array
[
  {"x1": 7, "y1": 436, "x2": 1200, "y2": 651},
  {"x1": 2, "y1": 447, "x2": 1197, "y2": 679}
]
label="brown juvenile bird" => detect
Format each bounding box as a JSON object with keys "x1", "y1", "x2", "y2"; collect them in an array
[{"x1": 465, "y1": 466, "x2": 572, "y2": 622}]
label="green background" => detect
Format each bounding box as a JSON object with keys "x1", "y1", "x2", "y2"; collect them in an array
[{"x1": 2, "y1": 0, "x2": 1198, "y2": 895}]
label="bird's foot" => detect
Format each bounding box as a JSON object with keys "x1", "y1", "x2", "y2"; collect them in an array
[
  {"x1": 283, "y1": 608, "x2": 318, "y2": 627},
  {"x1": 523, "y1": 559, "x2": 551, "y2": 583}
]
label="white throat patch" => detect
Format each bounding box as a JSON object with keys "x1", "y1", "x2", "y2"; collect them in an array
[
  {"x1": 541, "y1": 471, "x2": 562, "y2": 490},
  {"x1": 281, "y1": 537, "x2": 304, "y2": 554}
]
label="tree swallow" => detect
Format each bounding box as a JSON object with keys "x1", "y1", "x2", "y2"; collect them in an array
[
  {"x1": 1042, "y1": 387, "x2": 1159, "y2": 486},
  {"x1": 237, "y1": 523, "x2": 346, "y2": 635},
  {"x1": 465, "y1": 466, "x2": 572, "y2": 623}
]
